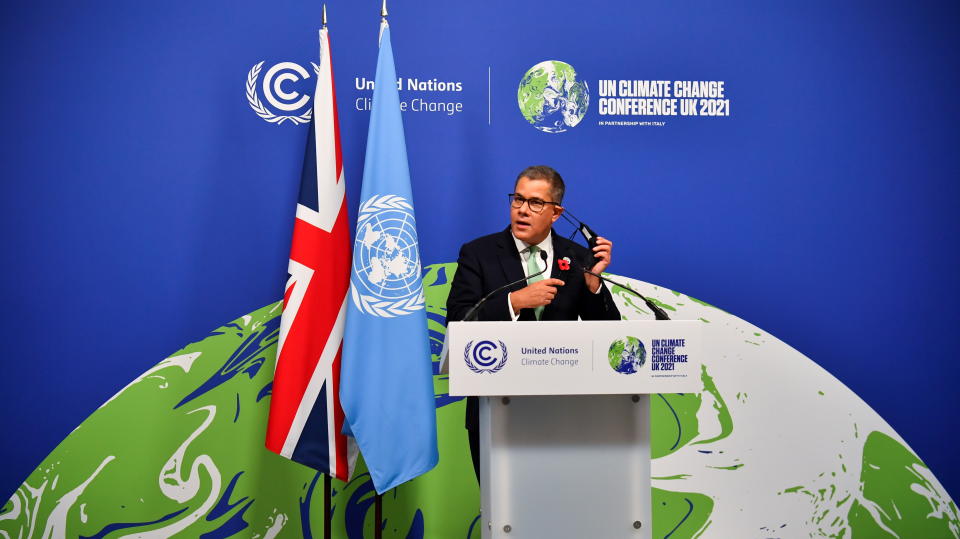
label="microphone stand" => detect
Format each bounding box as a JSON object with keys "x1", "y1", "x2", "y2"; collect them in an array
[
  {"x1": 573, "y1": 259, "x2": 671, "y2": 321},
  {"x1": 558, "y1": 210, "x2": 669, "y2": 320}
]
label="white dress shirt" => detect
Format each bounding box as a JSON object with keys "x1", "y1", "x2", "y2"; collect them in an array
[{"x1": 506, "y1": 232, "x2": 554, "y2": 320}]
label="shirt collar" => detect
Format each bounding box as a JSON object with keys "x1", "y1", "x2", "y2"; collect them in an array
[{"x1": 512, "y1": 230, "x2": 553, "y2": 258}]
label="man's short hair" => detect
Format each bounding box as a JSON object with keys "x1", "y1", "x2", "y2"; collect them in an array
[{"x1": 515, "y1": 165, "x2": 565, "y2": 204}]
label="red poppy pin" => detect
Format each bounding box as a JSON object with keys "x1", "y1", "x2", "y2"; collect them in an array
[{"x1": 558, "y1": 257, "x2": 571, "y2": 271}]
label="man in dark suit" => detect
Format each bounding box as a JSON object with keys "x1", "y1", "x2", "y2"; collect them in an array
[{"x1": 445, "y1": 165, "x2": 621, "y2": 480}]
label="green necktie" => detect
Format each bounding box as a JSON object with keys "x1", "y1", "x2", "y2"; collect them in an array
[{"x1": 526, "y1": 245, "x2": 545, "y2": 320}]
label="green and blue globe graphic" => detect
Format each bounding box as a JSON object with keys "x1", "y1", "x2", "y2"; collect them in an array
[
  {"x1": 608, "y1": 336, "x2": 646, "y2": 374},
  {"x1": 517, "y1": 60, "x2": 589, "y2": 133},
  {"x1": 2, "y1": 263, "x2": 957, "y2": 537}
]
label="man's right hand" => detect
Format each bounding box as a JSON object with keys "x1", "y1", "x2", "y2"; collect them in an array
[{"x1": 510, "y1": 278, "x2": 565, "y2": 312}]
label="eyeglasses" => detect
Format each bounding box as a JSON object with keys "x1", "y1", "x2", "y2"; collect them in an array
[{"x1": 508, "y1": 193, "x2": 561, "y2": 214}]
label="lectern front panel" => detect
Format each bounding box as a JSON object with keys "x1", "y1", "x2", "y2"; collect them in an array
[{"x1": 480, "y1": 395, "x2": 651, "y2": 539}]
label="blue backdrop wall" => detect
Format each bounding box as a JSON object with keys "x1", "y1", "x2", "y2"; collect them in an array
[{"x1": 1, "y1": 0, "x2": 958, "y2": 504}]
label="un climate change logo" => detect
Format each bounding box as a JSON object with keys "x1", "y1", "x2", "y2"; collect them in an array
[
  {"x1": 517, "y1": 60, "x2": 589, "y2": 133},
  {"x1": 246, "y1": 61, "x2": 319, "y2": 125},
  {"x1": 608, "y1": 337, "x2": 646, "y2": 375},
  {"x1": 464, "y1": 340, "x2": 508, "y2": 374},
  {"x1": 350, "y1": 195, "x2": 425, "y2": 317}
]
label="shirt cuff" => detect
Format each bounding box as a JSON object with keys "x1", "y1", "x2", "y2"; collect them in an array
[
  {"x1": 507, "y1": 293, "x2": 520, "y2": 321},
  {"x1": 587, "y1": 273, "x2": 604, "y2": 294}
]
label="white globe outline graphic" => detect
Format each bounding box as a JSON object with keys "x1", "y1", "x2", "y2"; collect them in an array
[{"x1": 352, "y1": 207, "x2": 424, "y2": 301}]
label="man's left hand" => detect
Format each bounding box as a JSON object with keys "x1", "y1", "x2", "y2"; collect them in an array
[{"x1": 585, "y1": 236, "x2": 612, "y2": 293}]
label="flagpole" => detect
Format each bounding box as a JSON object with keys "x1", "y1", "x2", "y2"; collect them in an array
[
  {"x1": 373, "y1": 12, "x2": 386, "y2": 539},
  {"x1": 373, "y1": 6, "x2": 386, "y2": 539},
  {"x1": 372, "y1": 9, "x2": 387, "y2": 538},
  {"x1": 323, "y1": 474, "x2": 332, "y2": 538},
  {"x1": 375, "y1": 493, "x2": 384, "y2": 539},
  {"x1": 319, "y1": 7, "x2": 333, "y2": 539},
  {"x1": 373, "y1": 1, "x2": 386, "y2": 531}
]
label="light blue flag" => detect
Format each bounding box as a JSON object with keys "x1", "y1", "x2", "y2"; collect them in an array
[{"x1": 340, "y1": 21, "x2": 438, "y2": 494}]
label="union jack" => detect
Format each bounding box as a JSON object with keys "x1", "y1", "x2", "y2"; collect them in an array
[{"x1": 265, "y1": 27, "x2": 355, "y2": 481}]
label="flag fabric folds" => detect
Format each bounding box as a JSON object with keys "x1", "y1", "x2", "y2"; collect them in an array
[
  {"x1": 340, "y1": 21, "x2": 439, "y2": 494},
  {"x1": 265, "y1": 27, "x2": 356, "y2": 481}
]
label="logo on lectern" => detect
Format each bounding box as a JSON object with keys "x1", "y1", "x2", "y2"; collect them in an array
[
  {"x1": 608, "y1": 336, "x2": 646, "y2": 374},
  {"x1": 464, "y1": 340, "x2": 508, "y2": 374}
]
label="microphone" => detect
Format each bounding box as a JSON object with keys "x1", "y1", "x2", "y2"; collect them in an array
[
  {"x1": 462, "y1": 250, "x2": 549, "y2": 321},
  {"x1": 570, "y1": 257, "x2": 671, "y2": 321}
]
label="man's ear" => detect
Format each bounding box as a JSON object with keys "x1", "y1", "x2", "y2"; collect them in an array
[{"x1": 551, "y1": 206, "x2": 564, "y2": 223}]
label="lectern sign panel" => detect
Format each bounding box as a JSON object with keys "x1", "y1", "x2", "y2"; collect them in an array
[{"x1": 448, "y1": 320, "x2": 701, "y2": 396}]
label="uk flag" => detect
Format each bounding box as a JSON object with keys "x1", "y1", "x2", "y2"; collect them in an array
[{"x1": 265, "y1": 27, "x2": 356, "y2": 481}]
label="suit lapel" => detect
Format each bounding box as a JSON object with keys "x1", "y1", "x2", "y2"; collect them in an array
[
  {"x1": 542, "y1": 232, "x2": 573, "y2": 320},
  {"x1": 550, "y1": 233, "x2": 563, "y2": 280},
  {"x1": 551, "y1": 232, "x2": 574, "y2": 282},
  {"x1": 497, "y1": 228, "x2": 536, "y2": 321},
  {"x1": 496, "y1": 227, "x2": 525, "y2": 287}
]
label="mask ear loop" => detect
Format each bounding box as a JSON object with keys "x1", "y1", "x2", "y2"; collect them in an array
[{"x1": 559, "y1": 210, "x2": 581, "y2": 240}]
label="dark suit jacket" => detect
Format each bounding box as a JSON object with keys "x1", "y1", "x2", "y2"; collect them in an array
[
  {"x1": 446, "y1": 227, "x2": 622, "y2": 432},
  {"x1": 446, "y1": 227, "x2": 621, "y2": 324}
]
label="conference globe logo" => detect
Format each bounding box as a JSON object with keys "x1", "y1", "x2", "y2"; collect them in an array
[
  {"x1": 608, "y1": 337, "x2": 645, "y2": 374},
  {"x1": 350, "y1": 195, "x2": 425, "y2": 317},
  {"x1": 517, "y1": 60, "x2": 589, "y2": 133},
  {"x1": 464, "y1": 340, "x2": 508, "y2": 374}
]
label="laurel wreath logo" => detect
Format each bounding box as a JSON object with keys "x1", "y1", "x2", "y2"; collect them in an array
[
  {"x1": 246, "y1": 61, "x2": 320, "y2": 125},
  {"x1": 351, "y1": 287, "x2": 424, "y2": 318},
  {"x1": 358, "y1": 194, "x2": 414, "y2": 218},
  {"x1": 351, "y1": 194, "x2": 424, "y2": 318},
  {"x1": 463, "y1": 340, "x2": 509, "y2": 374}
]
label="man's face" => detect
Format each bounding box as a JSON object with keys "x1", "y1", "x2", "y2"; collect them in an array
[{"x1": 510, "y1": 177, "x2": 563, "y2": 245}]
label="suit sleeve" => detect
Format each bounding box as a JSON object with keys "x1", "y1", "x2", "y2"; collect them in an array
[
  {"x1": 577, "y1": 280, "x2": 621, "y2": 321},
  {"x1": 567, "y1": 242, "x2": 621, "y2": 321},
  {"x1": 446, "y1": 243, "x2": 512, "y2": 323}
]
